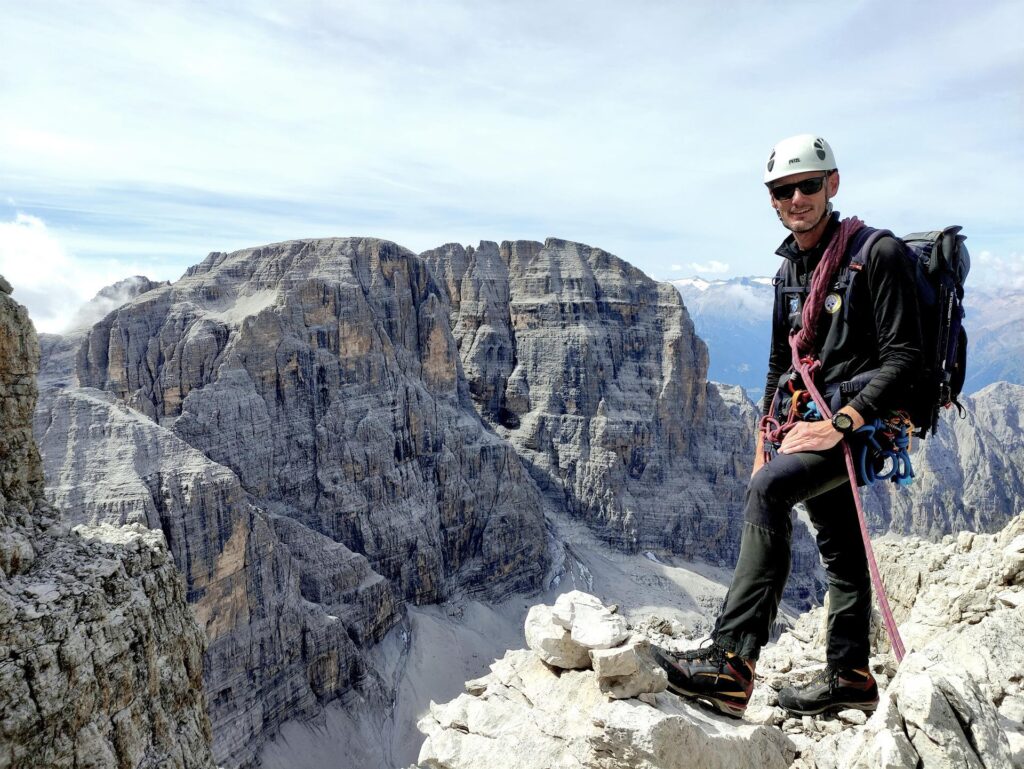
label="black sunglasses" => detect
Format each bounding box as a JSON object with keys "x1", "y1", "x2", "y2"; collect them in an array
[{"x1": 770, "y1": 174, "x2": 829, "y2": 201}]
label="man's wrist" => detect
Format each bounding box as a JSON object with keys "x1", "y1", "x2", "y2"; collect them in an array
[
  {"x1": 831, "y1": 412, "x2": 855, "y2": 434},
  {"x1": 832, "y1": 407, "x2": 865, "y2": 434}
]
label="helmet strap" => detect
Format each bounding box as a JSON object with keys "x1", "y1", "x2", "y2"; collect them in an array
[{"x1": 814, "y1": 200, "x2": 834, "y2": 229}]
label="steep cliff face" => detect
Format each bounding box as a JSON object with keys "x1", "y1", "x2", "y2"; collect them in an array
[
  {"x1": 77, "y1": 238, "x2": 549, "y2": 605},
  {"x1": 0, "y1": 278, "x2": 215, "y2": 769},
  {"x1": 37, "y1": 387, "x2": 399, "y2": 768},
  {"x1": 44, "y1": 238, "x2": 550, "y2": 766},
  {"x1": 866, "y1": 382, "x2": 1024, "y2": 537},
  {"x1": 421, "y1": 239, "x2": 750, "y2": 563}
]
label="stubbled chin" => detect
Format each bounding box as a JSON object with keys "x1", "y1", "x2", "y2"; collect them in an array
[{"x1": 785, "y1": 218, "x2": 816, "y2": 233}]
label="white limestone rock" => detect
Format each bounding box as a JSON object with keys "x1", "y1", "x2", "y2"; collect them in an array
[
  {"x1": 590, "y1": 640, "x2": 667, "y2": 699},
  {"x1": 558, "y1": 592, "x2": 630, "y2": 650},
  {"x1": 840, "y1": 653, "x2": 1012, "y2": 769},
  {"x1": 551, "y1": 590, "x2": 605, "y2": 629},
  {"x1": 525, "y1": 604, "x2": 591, "y2": 670},
  {"x1": 417, "y1": 649, "x2": 796, "y2": 769},
  {"x1": 423, "y1": 514, "x2": 1024, "y2": 769}
]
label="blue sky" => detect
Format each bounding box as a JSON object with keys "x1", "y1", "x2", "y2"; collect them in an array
[{"x1": 1, "y1": 0, "x2": 1022, "y2": 332}]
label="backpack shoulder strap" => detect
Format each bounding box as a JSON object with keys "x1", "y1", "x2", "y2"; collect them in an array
[
  {"x1": 846, "y1": 227, "x2": 892, "y2": 274},
  {"x1": 838, "y1": 227, "x2": 892, "y2": 325}
]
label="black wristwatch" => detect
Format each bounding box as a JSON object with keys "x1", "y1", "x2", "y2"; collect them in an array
[{"x1": 831, "y1": 412, "x2": 855, "y2": 434}]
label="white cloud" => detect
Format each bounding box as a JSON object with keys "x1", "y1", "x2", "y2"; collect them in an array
[
  {"x1": 689, "y1": 260, "x2": 730, "y2": 275},
  {"x1": 973, "y1": 250, "x2": 1024, "y2": 289},
  {"x1": 0, "y1": 1, "x2": 1020, "y2": 284},
  {"x1": 0, "y1": 213, "x2": 154, "y2": 334},
  {"x1": 0, "y1": 213, "x2": 73, "y2": 289},
  {"x1": 670, "y1": 264, "x2": 683, "y2": 271}
]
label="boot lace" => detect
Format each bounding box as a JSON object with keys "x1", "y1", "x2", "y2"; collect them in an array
[
  {"x1": 678, "y1": 640, "x2": 728, "y2": 664},
  {"x1": 805, "y1": 665, "x2": 840, "y2": 691}
]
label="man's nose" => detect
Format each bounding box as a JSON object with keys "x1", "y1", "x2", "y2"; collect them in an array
[{"x1": 790, "y1": 188, "x2": 810, "y2": 205}]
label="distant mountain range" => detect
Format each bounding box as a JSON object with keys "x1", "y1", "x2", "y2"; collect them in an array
[
  {"x1": 672, "y1": 277, "x2": 774, "y2": 400},
  {"x1": 672, "y1": 277, "x2": 1021, "y2": 400}
]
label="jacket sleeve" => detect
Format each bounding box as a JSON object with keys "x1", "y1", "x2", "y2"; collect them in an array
[
  {"x1": 847, "y1": 236, "x2": 923, "y2": 418},
  {"x1": 762, "y1": 273, "x2": 791, "y2": 415}
]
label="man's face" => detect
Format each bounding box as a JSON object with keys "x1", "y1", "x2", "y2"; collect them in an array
[{"x1": 768, "y1": 170, "x2": 840, "y2": 234}]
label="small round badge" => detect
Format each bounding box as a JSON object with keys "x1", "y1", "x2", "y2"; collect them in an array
[{"x1": 824, "y1": 293, "x2": 843, "y2": 314}]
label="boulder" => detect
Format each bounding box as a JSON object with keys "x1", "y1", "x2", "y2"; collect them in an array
[
  {"x1": 552, "y1": 591, "x2": 629, "y2": 650},
  {"x1": 841, "y1": 653, "x2": 1013, "y2": 769},
  {"x1": 524, "y1": 604, "x2": 591, "y2": 670},
  {"x1": 590, "y1": 640, "x2": 667, "y2": 700}
]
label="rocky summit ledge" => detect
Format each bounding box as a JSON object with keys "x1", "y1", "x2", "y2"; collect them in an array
[{"x1": 415, "y1": 514, "x2": 1024, "y2": 769}]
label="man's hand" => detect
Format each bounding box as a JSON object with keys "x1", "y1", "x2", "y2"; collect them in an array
[{"x1": 778, "y1": 420, "x2": 843, "y2": 454}]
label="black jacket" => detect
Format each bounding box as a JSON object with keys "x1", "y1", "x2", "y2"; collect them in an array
[{"x1": 762, "y1": 212, "x2": 923, "y2": 420}]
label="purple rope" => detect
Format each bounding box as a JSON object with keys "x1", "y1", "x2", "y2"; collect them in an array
[
  {"x1": 793, "y1": 216, "x2": 864, "y2": 356},
  {"x1": 787, "y1": 336, "x2": 906, "y2": 662}
]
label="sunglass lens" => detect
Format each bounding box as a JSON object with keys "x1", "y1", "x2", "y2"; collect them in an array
[
  {"x1": 771, "y1": 176, "x2": 825, "y2": 200},
  {"x1": 771, "y1": 182, "x2": 796, "y2": 200}
]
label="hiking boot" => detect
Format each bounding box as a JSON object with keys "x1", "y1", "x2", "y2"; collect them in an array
[
  {"x1": 652, "y1": 641, "x2": 754, "y2": 718},
  {"x1": 777, "y1": 665, "x2": 879, "y2": 716}
]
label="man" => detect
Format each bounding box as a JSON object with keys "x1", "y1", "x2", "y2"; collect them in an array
[{"x1": 653, "y1": 134, "x2": 922, "y2": 718}]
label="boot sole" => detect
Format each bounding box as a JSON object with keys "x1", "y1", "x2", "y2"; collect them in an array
[
  {"x1": 665, "y1": 680, "x2": 747, "y2": 719},
  {"x1": 779, "y1": 699, "x2": 878, "y2": 717}
]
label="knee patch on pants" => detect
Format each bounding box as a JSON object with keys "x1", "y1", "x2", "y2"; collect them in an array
[{"x1": 743, "y1": 470, "x2": 797, "y2": 532}]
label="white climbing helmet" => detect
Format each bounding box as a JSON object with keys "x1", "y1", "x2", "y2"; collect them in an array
[{"x1": 763, "y1": 134, "x2": 837, "y2": 185}]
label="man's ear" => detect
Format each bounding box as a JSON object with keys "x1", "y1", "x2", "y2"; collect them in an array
[
  {"x1": 769, "y1": 188, "x2": 780, "y2": 211},
  {"x1": 828, "y1": 170, "x2": 840, "y2": 197}
]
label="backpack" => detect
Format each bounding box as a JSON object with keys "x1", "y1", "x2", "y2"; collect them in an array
[{"x1": 844, "y1": 226, "x2": 970, "y2": 437}]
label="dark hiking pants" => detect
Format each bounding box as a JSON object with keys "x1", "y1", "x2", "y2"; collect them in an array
[{"x1": 712, "y1": 445, "x2": 872, "y2": 669}]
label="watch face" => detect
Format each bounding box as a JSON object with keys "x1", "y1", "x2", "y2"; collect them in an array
[{"x1": 833, "y1": 413, "x2": 853, "y2": 432}]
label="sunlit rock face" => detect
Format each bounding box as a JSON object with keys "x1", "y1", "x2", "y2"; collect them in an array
[
  {"x1": 865, "y1": 382, "x2": 1024, "y2": 538},
  {"x1": 76, "y1": 238, "x2": 548, "y2": 603},
  {"x1": 422, "y1": 238, "x2": 750, "y2": 560},
  {"x1": 0, "y1": 277, "x2": 215, "y2": 769}
]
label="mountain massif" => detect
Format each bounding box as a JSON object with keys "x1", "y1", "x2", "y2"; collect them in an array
[
  {"x1": 28, "y1": 237, "x2": 823, "y2": 767},
  {"x1": 8, "y1": 232, "x2": 1018, "y2": 769}
]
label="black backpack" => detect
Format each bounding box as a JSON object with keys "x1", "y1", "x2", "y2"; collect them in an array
[{"x1": 846, "y1": 226, "x2": 969, "y2": 437}]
